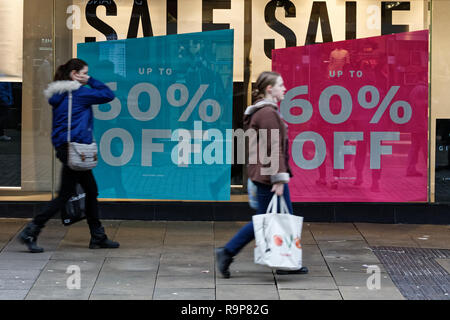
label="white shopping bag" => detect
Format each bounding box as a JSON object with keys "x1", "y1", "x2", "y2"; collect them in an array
[{"x1": 253, "y1": 194, "x2": 303, "y2": 270}]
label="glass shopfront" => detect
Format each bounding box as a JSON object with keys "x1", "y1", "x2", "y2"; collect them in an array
[{"x1": 1, "y1": 0, "x2": 449, "y2": 203}]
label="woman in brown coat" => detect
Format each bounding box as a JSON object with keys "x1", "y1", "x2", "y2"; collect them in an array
[{"x1": 216, "y1": 71, "x2": 308, "y2": 278}]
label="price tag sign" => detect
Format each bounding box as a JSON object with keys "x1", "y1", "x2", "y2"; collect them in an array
[
  {"x1": 77, "y1": 30, "x2": 234, "y2": 200},
  {"x1": 273, "y1": 30, "x2": 428, "y2": 202}
]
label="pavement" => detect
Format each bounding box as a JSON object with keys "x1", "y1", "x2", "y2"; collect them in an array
[{"x1": 0, "y1": 218, "x2": 449, "y2": 300}]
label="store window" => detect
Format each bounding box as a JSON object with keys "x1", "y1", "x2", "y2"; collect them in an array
[
  {"x1": 3, "y1": 0, "x2": 447, "y2": 203},
  {"x1": 0, "y1": 1, "x2": 24, "y2": 192}
]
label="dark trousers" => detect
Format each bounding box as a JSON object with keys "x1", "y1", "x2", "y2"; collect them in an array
[
  {"x1": 33, "y1": 145, "x2": 101, "y2": 231},
  {"x1": 224, "y1": 181, "x2": 293, "y2": 256}
]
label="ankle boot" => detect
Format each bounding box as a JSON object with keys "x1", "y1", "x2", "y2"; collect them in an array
[
  {"x1": 215, "y1": 247, "x2": 234, "y2": 278},
  {"x1": 19, "y1": 222, "x2": 44, "y2": 253},
  {"x1": 89, "y1": 226, "x2": 120, "y2": 249}
]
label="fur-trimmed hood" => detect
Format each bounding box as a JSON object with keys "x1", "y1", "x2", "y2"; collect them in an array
[
  {"x1": 244, "y1": 99, "x2": 278, "y2": 116},
  {"x1": 45, "y1": 77, "x2": 116, "y2": 149},
  {"x1": 43, "y1": 80, "x2": 82, "y2": 100}
]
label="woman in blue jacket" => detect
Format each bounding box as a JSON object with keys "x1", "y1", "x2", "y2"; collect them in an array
[{"x1": 19, "y1": 58, "x2": 120, "y2": 253}]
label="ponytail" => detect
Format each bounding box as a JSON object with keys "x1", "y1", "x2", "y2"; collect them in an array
[{"x1": 252, "y1": 88, "x2": 264, "y2": 103}]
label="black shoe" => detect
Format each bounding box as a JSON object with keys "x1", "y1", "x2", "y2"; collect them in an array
[
  {"x1": 276, "y1": 267, "x2": 309, "y2": 275},
  {"x1": 215, "y1": 247, "x2": 233, "y2": 279},
  {"x1": 89, "y1": 226, "x2": 120, "y2": 249},
  {"x1": 19, "y1": 222, "x2": 44, "y2": 253}
]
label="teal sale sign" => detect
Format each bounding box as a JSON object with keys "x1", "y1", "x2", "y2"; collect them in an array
[{"x1": 77, "y1": 30, "x2": 234, "y2": 200}]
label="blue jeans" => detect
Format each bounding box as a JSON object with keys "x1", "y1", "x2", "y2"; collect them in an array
[{"x1": 224, "y1": 181, "x2": 293, "y2": 256}]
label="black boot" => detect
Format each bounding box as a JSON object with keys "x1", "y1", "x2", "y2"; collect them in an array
[
  {"x1": 19, "y1": 222, "x2": 44, "y2": 253},
  {"x1": 89, "y1": 226, "x2": 120, "y2": 249},
  {"x1": 276, "y1": 266, "x2": 309, "y2": 275},
  {"x1": 215, "y1": 247, "x2": 234, "y2": 279}
]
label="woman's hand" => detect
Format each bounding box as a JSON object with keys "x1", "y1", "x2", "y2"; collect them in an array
[
  {"x1": 271, "y1": 182, "x2": 284, "y2": 196},
  {"x1": 72, "y1": 72, "x2": 90, "y2": 85}
]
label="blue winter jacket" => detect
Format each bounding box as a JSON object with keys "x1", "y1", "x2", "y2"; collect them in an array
[{"x1": 44, "y1": 77, "x2": 115, "y2": 149}]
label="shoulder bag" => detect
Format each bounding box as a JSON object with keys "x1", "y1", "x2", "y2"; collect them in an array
[{"x1": 67, "y1": 91, "x2": 98, "y2": 171}]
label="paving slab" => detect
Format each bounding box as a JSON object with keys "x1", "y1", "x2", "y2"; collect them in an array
[
  {"x1": 331, "y1": 271, "x2": 397, "y2": 287},
  {"x1": 89, "y1": 294, "x2": 151, "y2": 300},
  {"x1": 158, "y1": 261, "x2": 214, "y2": 277},
  {"x1": 327, "y1": 261, "x2": 388, "y2": 274},
  {"x1": 216, "y1": 284, "x2": 279, "y2": 300},
  {"x1": 275, "y1": 276, "x2": 337, "y2": 290},
  {"x1": 354, "y1": 223, "x2": 422, "y2": 247},
  {"x1": 118, "y1": 221, "x2": 166, "y2": 228},
  {"x1": 153, "y1": 288, "x2": 215, "y2": 300},
  {"x1": 318, "y1": 240, "x2": 372, "y2": 251},
  {"x1": 0, "y1": 219, "x2": 26, "y2": 234},
  {"x1": 322, "y1": 249, "x2": 381, "y2": 264},
  {"x1": 26, "y1": 287, "x2": 93, "y2": 300},
  {"x1": 0, "y1": 278, "x2": 35, "y2": 290},
  {"x1": 301, "y1": 244, "x2": 322, "y2": 254},
  {"x1": 355, "y1": 223, "x2": 421, "y2": 234},
  {"x1": 3, "y1": 225, "x2": 67, "y2": 253},
  {"x1": 164, "y1": 238, "x2": 214, "y2": 246},
  {"x1": 436, "y1": 259, "x2": 450, "y2": 273},
  {"x1": 216, "y1": 264, "x2": 275, "y2": 285},
  {"x1": 298, "y1": 265, "x2": 332, "y2": 277},
  {"x1": 114, "y1": 222, "x2": 166, "y2": 237},
  {"x1": 0, "y1": 259, "x2": 49, "y2": 270},
  {"x1": 298, "y1": 228, "x2": 316, "y2": 245},
  {"x1": 163, "y1": 244, "x2": 214, "y2": 254},
  {"x1": 0, "y1": 234, "x2": 16, "y2": 243},
  {"x1": 101, "y1": 257, "x2": 159, "y2": 272},
  {"x1": 160, "y1": 253, "x2": 214, "y2": 265},
  {"x1": 166, "y1": 222, "x2": 213, "y2": 234},
  {"x1": 403, "y1": 225, "x2": 450, "y2": 239},
  {"x1": 309, "y1": 223, "x2": 364, "y2": 241},
  {"x1": 0, "y1": 269, "x2": 41, "y2": 280},
  {"x1": 279, "y1": 289, "x2": 342, "y2": 300},
  {"x1": 106, "y1": 248, "x2": 162, "y2": 259},
  {"x1": 0, "y1": 251, "x2": 54, "y2": 261},
  {"x1": 0, "y1": 290, "x2": 29, "y2": 300},
  {"x1": 155, "y1": 274, "x2": 215, "y2": 289},
  {"x1": 363, "y1": 239, "x2": 422, "y2": 248},
  {"x1": 415, "y1": 239, "x2": 450, "y2": 249},
  {"x1": 219, "y1": 260, "x2": 272, "y2": 272},
  {"x1": 338, "y1": 285, "x2": 405, "y2": 300},
  {"x1": 50, "y1": 249, "x2": 112, "y2": 260},
  {"x1": 90, "y1": 272, "x2": 156, "y2": 296},
  {"x1": 28, "y1": 259, "x2": 103, "y2": 295}
]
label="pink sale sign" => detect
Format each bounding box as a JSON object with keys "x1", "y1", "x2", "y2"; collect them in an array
[{"x1": 272, "y1": 30, "x2": 428, "y2": 202}]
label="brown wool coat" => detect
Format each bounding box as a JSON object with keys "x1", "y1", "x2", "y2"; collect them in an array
[{"x1": 244, "y1": 99, "x2": 292, "y2": 186}]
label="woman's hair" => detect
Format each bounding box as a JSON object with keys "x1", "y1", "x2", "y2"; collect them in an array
[
  {"x1": 54, "y1": 58, "x2": 88, "y2": 81},
  {"x1": 252, "y1": 71, "x2": 281, "y2": 103}
]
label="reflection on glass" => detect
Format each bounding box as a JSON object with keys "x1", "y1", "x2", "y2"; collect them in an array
[
  {"x1": 0, "y1": 81, "x2": 21, "y2": 187},
  {"x1": 78, "y1": 30, "x2": 234, "y2": 200},
  {"x1": 273, "y1": 30, "x2": 428, "y2": 202}
]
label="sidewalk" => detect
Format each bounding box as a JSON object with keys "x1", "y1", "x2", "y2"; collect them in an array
[{"x1": 0, "y1": 218, "x2": 449, "y2": 300}]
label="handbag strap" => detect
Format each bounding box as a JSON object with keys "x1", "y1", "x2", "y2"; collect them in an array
[
  {"x1": 280, "y1": 196, "x2": 291, "y2": 214},
  {"x1": 67, "y1": 91, "x2": 96, "y2": 145},
  {"x1": 266, "y1": 194, "x2": 278, "y2": 214},
  {"x1": 266, "y1": 194, "x2": 291, "y2": 214},
  {"x1": 67, "y1": 91, "x2": 72, "y2": 143}
]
